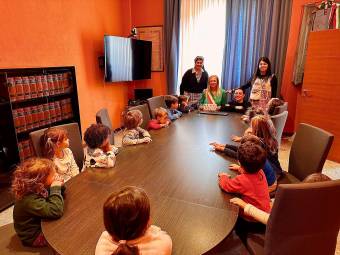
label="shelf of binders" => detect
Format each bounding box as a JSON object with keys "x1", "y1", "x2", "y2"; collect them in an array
[
  {"x1": 12, "y1": 97, "x2": 74, "y2": 135},
  {"x1": 6, "y1": 72, "x2": 73, "y2": 103},
  {"x1": 0, "y1": 66, "x2": 81, "y2": 164}
]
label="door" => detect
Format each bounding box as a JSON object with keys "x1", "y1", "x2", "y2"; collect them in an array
[{"x1": 296, "y1": 29, "x2": 340, "y2": 162}]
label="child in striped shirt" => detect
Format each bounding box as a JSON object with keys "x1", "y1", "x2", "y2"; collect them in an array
[{"x1": 122, "y1": 109, "x2": 152, "y2": 145}]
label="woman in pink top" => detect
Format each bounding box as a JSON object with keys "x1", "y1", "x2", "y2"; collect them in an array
[{"x1": 95, "y1": 186, "x2": 172, "y2": 255}]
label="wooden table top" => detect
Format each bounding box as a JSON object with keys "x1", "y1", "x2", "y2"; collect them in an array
[{"x1": 42, "y1": 112, "x2": 248, "y2": 255}]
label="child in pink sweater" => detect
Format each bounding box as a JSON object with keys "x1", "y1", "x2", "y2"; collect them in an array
[
  {"x1": 95, "y1": 186, "x2": 172, "y2": 255},
  {"x1": 147, "y1": 107, "x2": 171, "y2": 130},
  {"x1": 218, "y1": 140, "x2": 270, "y2": 242}
]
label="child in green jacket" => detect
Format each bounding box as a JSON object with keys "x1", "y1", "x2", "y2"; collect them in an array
[{"x1": 12, "y1": 158, "x2": 64, "y2": 247}]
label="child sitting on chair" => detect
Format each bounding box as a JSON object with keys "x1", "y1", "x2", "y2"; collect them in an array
[
  {"x1": 178, "y1": 95, "x2": 193, "y2": 113},
  {"x1": 40, "y1": 127, "x2": 79, "y2": 182},
  {"x1": 226, "y1": 135, "x2": 277, "y2": 193},
  {"x1": 241, "y1": 98, "x2": 283, "y2": 123},
  {"x1": 12, "y1": 158, "x2": 64, "y2": 247},
  {"x1": 218, "y1": 141, "x2": 271, "y2": 242},
  {"x1": 165, "y1": 96, "x2": 182, "y2": 121},
  {"x1": 95, "y1": 186, "x2": 172, "y2": 255},
  {"x1": 148, "y1": 107, "x2": 171, "y2": 130},
  {"x1": 84, "y1": 124, "x2": 118, "y2": 168},
  {"x1": 211, "y1": 115, "x2": 282, "y2": 178},
  {"x1": 122, "y1": 109, "x2": 152, "y2": 145}
]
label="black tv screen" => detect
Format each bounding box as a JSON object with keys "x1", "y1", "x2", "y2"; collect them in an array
[{"x1": 104, "y1": 35, "x2": 152, "y2": 82}]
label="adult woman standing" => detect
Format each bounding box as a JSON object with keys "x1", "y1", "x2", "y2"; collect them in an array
[
  {"x1": 240, "y1": 57, "x2": 277, "y2": 111},
  {"x1": 179, "y1": 56, "x2": 209, "y2": 102},
  {"x1": 199, "y1": 75, "x2": 227, "y2": 107}
]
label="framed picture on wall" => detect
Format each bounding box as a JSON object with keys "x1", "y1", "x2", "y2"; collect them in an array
[{"x1": 136, "y1": 26, "x2": 164, "y2": 72}]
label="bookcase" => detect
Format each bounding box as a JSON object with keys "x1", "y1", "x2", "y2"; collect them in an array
[{"x1": 0, "y1": 66, "x2": 81, "y2": 209}]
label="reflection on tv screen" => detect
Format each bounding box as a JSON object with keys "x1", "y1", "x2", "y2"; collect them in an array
[{"x1": 104, "y1": 35, "x2": 152, "y2": 82}]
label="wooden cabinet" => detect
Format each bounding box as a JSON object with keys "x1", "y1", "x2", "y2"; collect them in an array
[
  {"x1": 0, "y1": 67, "x2": 81, "y2": 207},
  {"x1": 296, "y1": 30, "x2": 340, "y2": 162}
]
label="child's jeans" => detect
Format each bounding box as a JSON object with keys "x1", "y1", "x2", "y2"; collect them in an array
[{"x1": 235, "y1": 216, "x2": 266, "y2": 244}]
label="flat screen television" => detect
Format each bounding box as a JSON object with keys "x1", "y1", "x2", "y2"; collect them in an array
[{"x1": 104, "y1": 35, "x2": 152, "y2": 82}]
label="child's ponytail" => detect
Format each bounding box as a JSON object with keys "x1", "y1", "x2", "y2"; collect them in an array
[
  {"x1": 40, "y1": 133, "x2": 55, "y2": 158},
  {"x1": 39, "y1": 127, "x2": 68, "y2": 158},
  {"x1": 104, "y1": 186, "x2": 150, "y2": 255},
  {"x1": 113, "y1": 242, "x2": 139, "y2": 255}
]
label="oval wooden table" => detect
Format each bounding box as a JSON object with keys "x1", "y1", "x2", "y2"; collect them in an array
[{"x1": 42, "y1": 112, "x2": 248, "y2": 255}]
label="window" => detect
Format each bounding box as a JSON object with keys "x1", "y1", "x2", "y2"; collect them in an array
[{"x1": 177, "y1": 0, "x2": 226, "y2": 92}]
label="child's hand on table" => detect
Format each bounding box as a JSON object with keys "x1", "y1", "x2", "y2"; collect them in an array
[
  {"x1": 231, "y1": 135, "x2": 242, "y2": 142},
  {"x1": 230, "y1": 197, "x2": 247, "y2": 209}
]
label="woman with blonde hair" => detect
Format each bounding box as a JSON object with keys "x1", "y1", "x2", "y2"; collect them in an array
[{"x1": 199, "y1": 75, "x2": 227, "y2": 107}]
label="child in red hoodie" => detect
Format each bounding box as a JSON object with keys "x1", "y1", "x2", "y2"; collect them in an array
[{"x1": 218, "y1": 140, "x2": 270, "y2": 242}]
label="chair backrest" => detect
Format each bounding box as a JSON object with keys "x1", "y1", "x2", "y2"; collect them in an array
[
  {"x1": 164, "y1": 94, "x2": 178, "y2": 108},
  {"x1": 270, "y1": 111, "x2": 288, "y2": 148},
  {"x1": 128, "y1": 104, "x2": 151, "y2": 129},
  {"x1": 29, "y1": 122, "x2": 84, "y2": 169},
  {"x1": 265, "y1": 180, "x2": 340, "y2": 255},
  {"x1": 96, "y1": 108, "x2": 114, "y2": 145},
  {"x1": 273, "y1": 101, "x2": 288, "y2": 115},
  {"x1": 288, "y1": 123, "x2": 334, "y2": 181},
  {"x1": 147, "y1": 96, "x2": 167, "y2": 118}
]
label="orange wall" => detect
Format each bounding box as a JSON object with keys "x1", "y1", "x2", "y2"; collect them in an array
[
  {"x1": 0, "y1": 0, "x2": 133, "y2": 132},
  {"x1": 129, "y1": 0, "x2": 167, "y2": 98},
  {"x1": 281, "y1": 0, "x2": 311, "y2": 133}
]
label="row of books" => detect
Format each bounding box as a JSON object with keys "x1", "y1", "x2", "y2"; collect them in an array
[
  {"x1": 18, "y1": 139, "x2": 35, "y2": 162},
  {"x1": 7, "y1": 72, "x2": 73, "y2": 102},
  {"x1": 13, "y1": 98, "x2": 74, "y2": 133}
]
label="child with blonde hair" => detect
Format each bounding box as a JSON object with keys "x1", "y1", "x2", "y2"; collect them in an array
[
  {"x1": 147, "y1": 107, "x2": 171, "y2": 130},
  {"x1": 211, "y1": 115, "x2": 283, "y2": 177},
  {"x1": 84, "y1": 124, "x2": 118, "y2": 168},
  {"x1": 40, "y1": 127, "x2": 79, "y2": 182},
  {"x1": 95, "y1": 186, "x2": 172, "y2": 255},
  {"x1": 12, "y1": 158, "x2": 64, "y2": 247},
  {"x1": 122, "y1": 110, "x2": 152, "y2": 145}
]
